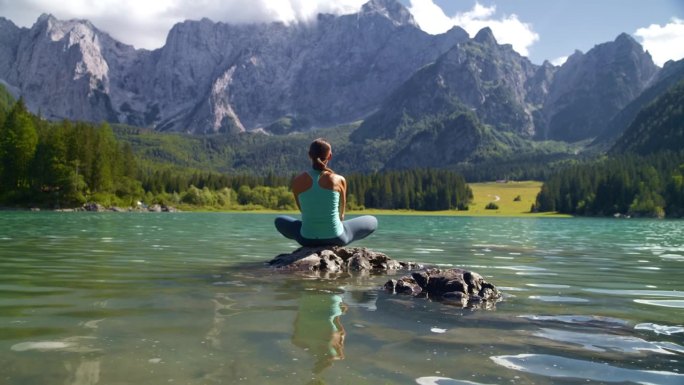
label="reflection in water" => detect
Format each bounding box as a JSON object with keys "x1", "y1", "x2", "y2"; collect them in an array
[
  {"x1": 2, "y1": 214, "x2": 684, "y2": 384},
  {"x1": 634, "y1": 299, "x2": 684, "y2": 308},
  {"x1": 491, "y1": 354, "x2": 684, "y2": 384},
  {"x1": 635, "y1": 322, "x2": 684, "y2": 335},
  {"x1": 64, "y1": 360, "x2": 101, "y2": 385},
  {"x1": 11, "y1": 336, "x2": 99, "y2": 353},
  {"x1": 10, "y1": 338, "x2": 101, "y2": 385},
  {"x1": 518, "y1": 314, "x2": 630, "y2": 328},
  {"x1": 533, "y1": 328, "x2": 684, "y2": 354},
  {"x1": 292, "y1": 290, "x2": 347, "y2": 375},
  {"x1": 528, "y1": 295, "x2": 588, "y2": 303},
  {"x1": 416, "y1": 378, "x2": 496, "y2": 385}
]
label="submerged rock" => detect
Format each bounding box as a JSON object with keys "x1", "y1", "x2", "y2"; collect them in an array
[
  {"x1": 270, "y1": 248, "x2": 501, "y2": 308},
  {"x1": 269, "y1": 246, "x2": 421, "y2": 273},
  {"x1": 384, "y1": 268, "x2": 501, "y2": 306},
  {"x1": 83, "y1": 202, "x2": 105, "y2": 212}
]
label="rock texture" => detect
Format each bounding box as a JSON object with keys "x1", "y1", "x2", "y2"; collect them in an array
[
  {"x1": 0, "y1": 0, "x2": 467, "y2": 134},
  {"x1": 270, "y1": 248, "x2": 502, "y2": 307},
  {"x1": 540, "y1": 33, "x2": 658, "y2": 141},
  {"x1": 269, "y1": 246, "x2": 421, "y2": 273},
  {"x1": 351, "y1": 26, "x2": 538, "y2": 143},
  {"x1": 0, "y1": 0, "x2": 659, "y2": 144},
  {"x1": 384, "y1": 268, "x2": 501, "y2": 306},
  {"x1": 351, "y1": 29, "x2": 658, "y2": 152}
]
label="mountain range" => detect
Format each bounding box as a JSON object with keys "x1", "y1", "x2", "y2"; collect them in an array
[{"x1": 0, "y1": 0, "x2": 681, "y2": 173}]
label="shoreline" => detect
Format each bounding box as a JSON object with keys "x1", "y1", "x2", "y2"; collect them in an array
[
  {"x1": 0, "y1": 181, "x2": 566, "y2": 217},
  {"x1": 1, "y1": 206, "x2": 571, "y2": 218}
]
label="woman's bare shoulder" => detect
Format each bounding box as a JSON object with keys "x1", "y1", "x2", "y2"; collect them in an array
[
  {"x1": 293, "y1": 171, "x2": 310, "y2": 181},
  {"x1": 292, "y1": 171, "x2": 313, "y2": 193},
  {"x1": 327, "y1": 172, "x2": 346, "y2": 190}
]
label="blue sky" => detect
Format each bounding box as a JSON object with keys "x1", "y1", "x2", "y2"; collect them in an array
[
  {"x1": 405, "y1": 0, "x2": 684, "y2": 65},
  {"x1": 1, "y1": 0, "x2": 682, "y2": 66}
]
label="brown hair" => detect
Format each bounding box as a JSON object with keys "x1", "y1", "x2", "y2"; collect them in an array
[{"x1": 309, "y1": 138, "x2": 333, "y2": 173}]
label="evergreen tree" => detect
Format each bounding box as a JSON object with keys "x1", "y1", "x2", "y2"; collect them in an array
[
  {"x1": 535, "y1": 152, "x2": 684, "y2": 218},
  {"x1": 91, "y1": 123, "x2": 117, "y2": 193},
  {"x1": 0, "y1": 99, "x2": 38, "y2": 191}
]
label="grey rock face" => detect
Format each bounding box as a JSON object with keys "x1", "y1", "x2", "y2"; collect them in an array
[
  {"x1": 352, "y1": 26, "x2": 547, "y2": 144},
  {"x1": 5, "y1": 15, "x2": 134, "y2": 123},
  {"x1": 352, "y1": 30, "x2": 659, "y2": 147},
  {"x1": 541, "y1": 33, "x2": 658, "y2": 141},
  {"x1": 269, "y1": 246, "x2": 421, "y2": 273},
  {"x1": 0, "y1": 2, "x2": 660, "y2": 145},
  {"x1": 386, "y1": 113, "x2": 484, "y2": 169},
  {"x1": 384, "y1": 268, "x2": 501, "y2": 307},
  {"x1": 0, "y1": 18, "x2": 23, "y2": 79},
  {"x1": 0, "y1": 0, "x2": 466, "y2": 134}
]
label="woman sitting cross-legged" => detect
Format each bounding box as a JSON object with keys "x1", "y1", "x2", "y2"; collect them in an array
[{"x1": 275, "y1": 138, "x2": 377, "y2": 247}]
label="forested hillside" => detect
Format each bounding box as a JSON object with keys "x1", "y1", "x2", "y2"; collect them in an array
[
  {"x1": 535, "y1": 78, "x2": 684, "y2": 218},
  {"x1": 0, "y1": 84, "x2": 12, "y2": 115},
  {"x1": 534, "y1": 152, "x2": 684, "y2": 218},
  {"x1": 596, "y1": 59, "x2": 684, "y2": 144},
  {"x1": 0, "y1": 98, "x2": 142, "y2": 208},
  {"x1": 0, "y1": 93, "x2": 471, "y2": 211},
  {"x1": 610, "y1": 79, "x2": 684, "y2": 155},
  {"x1": 346, "y1": 170, "x2": 472, "y2": 211}
]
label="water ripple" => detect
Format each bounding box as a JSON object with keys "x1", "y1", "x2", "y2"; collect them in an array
[
  {"x1": 533, "y1": 328, "x2": 684, "y2": 354},
  {"x1": 634, "y1": 299, "x2": 684, "y2": 308},
  {"x1": 529, "y1": 296, "x2": 588, "y2": 303},
  {"x1": 635, "y1": 323, "x2": 684, "y2": 336},
  {"x1": 518, "y1": 314, "x2": 629, "y2": 328},
  {"x1": 583, "y1": 289, "x2": 684, "y2": 297},
  {"x1": 416, "y1": 378, "x2": 495, "y2": 385},
  {"x1": 491, "y1": 354, "x2": 684, "y2": 384}
]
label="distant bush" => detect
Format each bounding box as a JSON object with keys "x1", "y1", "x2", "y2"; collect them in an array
[
  {"x1": 513, "y1": 195, "x2": 522, "y2": 201},
  {"x1": 485, "y1": 202, "x2": 499, "y2": 210}
]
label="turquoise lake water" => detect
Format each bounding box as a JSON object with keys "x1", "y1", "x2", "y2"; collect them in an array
[{"x1": 0, "y1": 212, "x2": 682, "y2": 385}]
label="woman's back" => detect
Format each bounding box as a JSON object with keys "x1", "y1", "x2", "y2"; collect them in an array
[
  {"x1": 294, "y1": 170, "x2": 344, "y2": 239},
  {"x1": 275, "y1": 138, "x2": 376, "y2": 247}
]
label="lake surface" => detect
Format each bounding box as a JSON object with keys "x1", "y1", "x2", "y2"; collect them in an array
[{"x1": 0, "y1": 212, "x2": 682, "y2": 385}]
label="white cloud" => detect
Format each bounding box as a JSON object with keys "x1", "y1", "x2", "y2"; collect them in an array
[
  {"x1": 551, "y1": 56, "x2": 568, "y2": 67},
  {"x1": 0, "y1": 0, "x2": 367, "y2": 49},
  {"x1": 408, "y1": 0, "x2": 539, "y2": 57},
  {"x1": 635, "y1": 18, "x2": 684, "y2": 67}
]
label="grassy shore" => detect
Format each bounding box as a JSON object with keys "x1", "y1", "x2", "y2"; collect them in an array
[
  {"x1": 347, "y1": 181, "x2": 569, "y2": 217},
  {"x1": 180, "y1": 181, "x2": 569, "y2": 217}
]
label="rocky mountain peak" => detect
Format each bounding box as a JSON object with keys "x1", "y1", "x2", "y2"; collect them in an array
[
  {"x1": 0, "y1": 17, "x2": 22, "y2": 77},
  {"x1": 614, "y1": 32, "x2": 638, "y2": 46},
  {"x1": 35, "y1": 13, "x2": 57, "y2": 25},
  {"x1": 361, "y1": 0, "x2": 417, "y2": 27},
  {"x1": 473, "y1": 27, "x2": 497, "y2": 45},
  {"x1": 0, "y1": 11, "x2": 665, "y2": 146},
  {"x1": 0, "y1": 16, "x2": 19, "y2": 29},
  {"x1": 443, "y1": 25, "x2": 470, "y2": 41},
  {"x1": 0, "y1": 17, "x2": 21, "y2": 41},
  {"x1": 32, "y1": 15, "x2": 109, "y2": 79},
  {"x1": 541, "y1": 34, "x2": 658, "y2": 141}
]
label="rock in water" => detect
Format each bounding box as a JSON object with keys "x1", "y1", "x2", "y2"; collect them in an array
[
  {"x1": 269, "y1": 246, "x2": 421, "y2": 273},
  {"x1": 384, "y1": 268, "x2": 501, "y2": 306}
]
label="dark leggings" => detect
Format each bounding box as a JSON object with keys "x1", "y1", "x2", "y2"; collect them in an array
[{"x1": 275, "y1": 215, "x2": 378, "y2": 247}]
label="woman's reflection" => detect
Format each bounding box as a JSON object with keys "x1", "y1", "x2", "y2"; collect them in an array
[{"x1": 292, "y1": 289, "x2": 347, "y2": 374}]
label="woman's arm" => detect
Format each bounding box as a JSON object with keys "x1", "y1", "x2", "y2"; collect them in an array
[
  {"x1": 291, "y1": 173, "x2": 310, "y2": 212},
  {"x1": 337, "y1": 175, "x2": 347, "y2": 221}
]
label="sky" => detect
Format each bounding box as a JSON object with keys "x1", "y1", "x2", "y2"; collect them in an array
[{"x1": 0, "y1": 0, "x2": 682, "y2": 66}]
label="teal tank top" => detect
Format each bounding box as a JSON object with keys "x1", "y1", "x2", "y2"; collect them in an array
[{"x1": 299, "y1": 170, "x2": 344, "y2": 239}]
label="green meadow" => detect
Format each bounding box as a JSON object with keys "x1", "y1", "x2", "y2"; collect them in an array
[{"x1": 350, "y1": 181, "x2": 569, "y2": 217}]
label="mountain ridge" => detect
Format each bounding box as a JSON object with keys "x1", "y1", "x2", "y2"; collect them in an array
[
  {"x1": 0, "y1": 0, "x2": 671, "y2": 165},
  {"x1": 0, "y1": 1, "x2": 471, "y2": 134}
]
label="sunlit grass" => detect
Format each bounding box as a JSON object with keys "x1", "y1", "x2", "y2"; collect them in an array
[
  {"x1": 347, "y1": 181, "x2": 569, "y2": 217},
  {"x1": 180, "y1": 181, "x2": 570, "y2": 217}
]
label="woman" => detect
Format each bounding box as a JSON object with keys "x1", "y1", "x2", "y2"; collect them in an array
[{"x1": 275, "y1": 138, "x2": 377, "y2": 246}]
